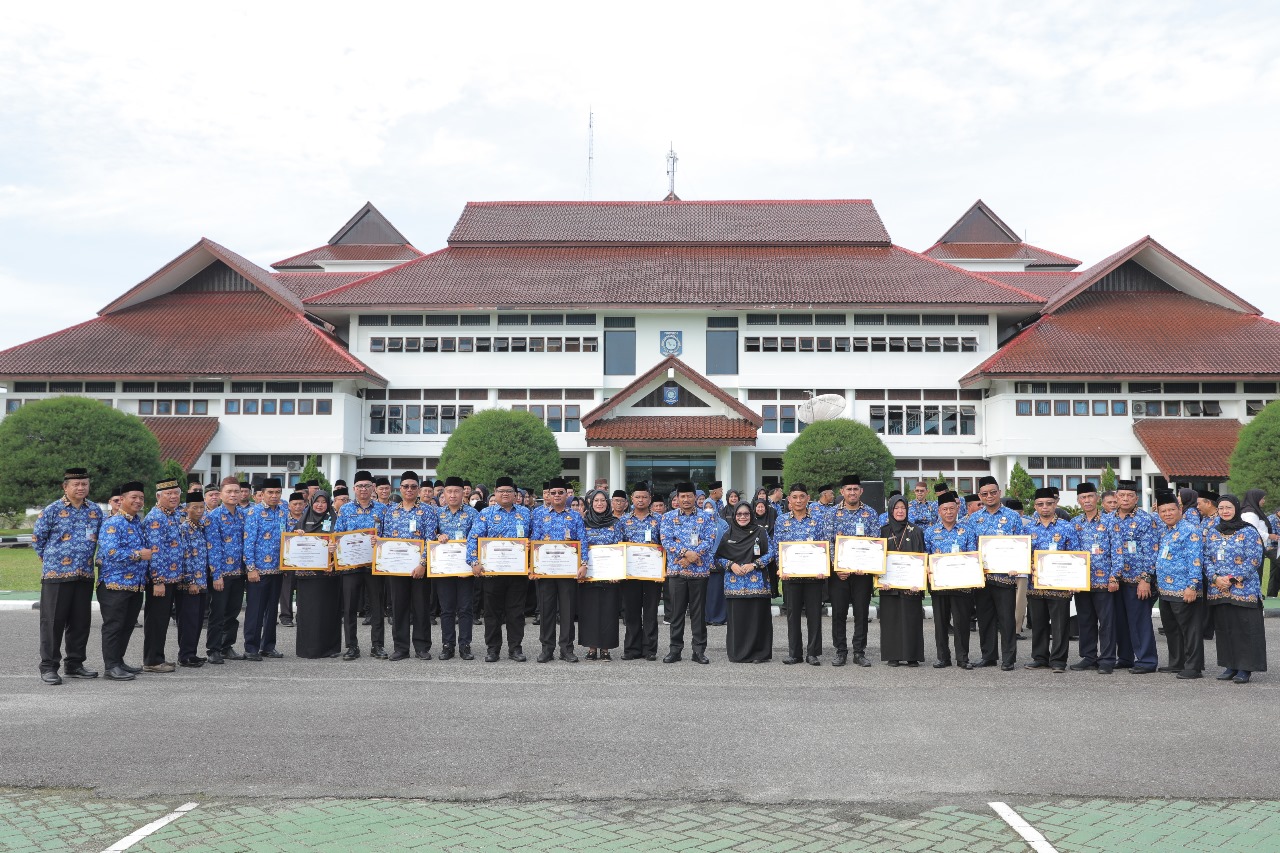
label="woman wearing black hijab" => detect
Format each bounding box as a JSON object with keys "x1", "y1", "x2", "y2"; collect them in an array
[
  {"x1": 293, "y1": 491, "x2": 342, "y2": 659},
  {"x1": 578, "y1": 489, "x2": 624, "y2": 660},
  {"x1": 877, "y1": 495, "x2": 927, "y2": 666},
  {"x1": 717, "y1": 502, "x2": 776, "y2": 662},
  {"x1": 752, "y1": 498, "x2": 780, "y2": 598},
  {"x1": 1203, "y1": 495, "x2": 1267, "y2": 683}
]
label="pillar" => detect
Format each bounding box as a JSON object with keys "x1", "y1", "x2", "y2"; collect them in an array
[
  {"x1": 716, "y1": 445, "x2": 732, "y2": 491},
  {"x1": 608, "y1": 447, "x2": 625, "y2": 491},
  {"x1": 584, "y1": 450, "x2": 598, "y2": 493}
]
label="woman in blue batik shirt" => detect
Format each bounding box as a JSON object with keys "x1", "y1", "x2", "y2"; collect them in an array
[
  {"x1": 1203, "y1": 495, "x2": 1267, "y2": 684},
  {"x1": 878, "y1": 495, "x2": 928, "y2": 667},
  {"x1": 718, "y1": 502, "x2": 775, "y2": 663},
  {"x1": 578, "y1": 490, "x2": 624, "y2": 660}
]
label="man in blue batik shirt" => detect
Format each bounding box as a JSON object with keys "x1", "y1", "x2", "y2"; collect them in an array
[
  {"x1": 774, "y1": 483, "x2": 833, "y2": 666},
  {"x1": 660, "y1": 481, "x2": 717, "y2": 665},
  {"x1": 620, "y1": 481, "x2": 664, "y2": 661},
  {"x1": 141, "y1": 477, "x2": 185, "y2": 673},
  {"x1": 1111, "y1": 479, "x2": 1160, "y2": 673},
  {"x1": 531, "y1": 476, "x2": 585, "y2": 663},
  {"x1": 829, "y1": 474, "x2": 880, "y2": 667},
  {"x1": 1024, "y1": 488, "x2": 1080, "y2": 672},
  {"x1": 923, "y1": 492, "x2": 979, "y2": 669},
  {"x1": 466, "y1": 476, "x2": 528, "y2": 662},
  {"x1": 907, "y1": 481, "x2": 937, "y2": 526},
  {"x1": 96, "y1": 482, "x2": 153, "y2": 681},
  {"x1": 1155, "y1": 489, "x2": 1206, "y2": 679},
  {"x1": 968, "y1": 475, "x2": 1026, "y2": 670},
  {"x1": 203, "y1": 477, "x2": 248, "y2": 665},
  {"x1": 242, "y1": 477, "x2": 288, "y2": 660},
  {"x1": 379, "y1": 471, "x2": 439, "y2": 661},
  {"x1": 1068, "y1": 483, "x2": 1119, "y2": 673}
]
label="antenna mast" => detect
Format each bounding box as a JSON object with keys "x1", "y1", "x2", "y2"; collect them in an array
[
  {"x1": 665, "y1": 143, "x2": 678, "y2": 198},
  {"x1": 584, "y1": 109, "x2": 594, "y2": 200}
]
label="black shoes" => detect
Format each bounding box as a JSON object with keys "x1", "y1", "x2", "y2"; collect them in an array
[
  {"x1": 485, "y1": 650, "x2": 499, "y2": 663},
  {"x1": 342, "y1": 647, "x2": 360, "y2": 661},
  {"x1": 509, "y1": 647, "x2": 527, "y2": 662},
  {"x1": 1098, "y1": 665, "x2": 1113, "y2": 674},
  {"x1": 179, "y1": 659, "x2": 204, "y2": 668},
  {"x1": 414, "y1": 650, "x2": 431, "y2": 660},
  {"x1": 663, "y1": 652, "x2": 682, "y2": 664},
  {"x1": 389, "y1": 650, "x2": 410, "y2": 661},
  {"x1": 263, "y1": 649, "x2": 283, "y2": 659},
  {"x1": 371, "y1": 646, "x2": 389, "y2": 660},
  {"x1": 223, "y1": 648, "x2": 245, "y2": 661},
  {"x1": 278, "y1": 616, "x2": 294, "y2": 627},
  {"x1": 1130, "y1": 666, "x2": 1156, "y2": 674},
  {"x1": 585, "y1": 649, "x2": 598, "y2": 661},
  {"x1": 537, "y1": 649, "x2": 554, "y2": 663},
  {"x1": 65, "y1": 665, "x2": 98, "y2": 679},
  {"x1": 646, "y1": 653, "x2": 657, "y2": 661},
  {"x1": 560, "y1": 650, "x2": 579, "y2": 663},
  {"x1": 783, "y1": 656, "x2": 801, "y2": 665},
  {"x1": 1000, "y1": 663, "x2": 1016, "y2": 671},
  {"x1": 243, "y1": 652, "x2": 263, "y2": 662},
  {"x1": 833, "y1": 652, "x2": 847, "y2": 667},
  {"x1": 105, "y1": 666, "x2": 135, "y2": 681},
  {"x1": 121, "y1": 663, "x2": 142, "y2": 675},
  {"x1": 207, "y1": 651, "x2": 225, "y2": 665},
  {"x1": 852, "y1": 654, "x2": 871, "y2": 668},
  {"x1": 805, "y1": 656, "x2": 820, "y2": 666},
  {"x1": 1176, "y1": 670, "x2": 1202, "y2": 680},
  {"x1": 1157, "y1": 666, "x2": 1178, "y2": 673},
  {"x1": 933, "y1": 661, "x2": 951, "y2": 669},
  {"x1": 1069, "y1": 661, "x2": 1097, "y2": 671},
  {"x1": 600, "y1": 650, "x2": 612, "y2": 661},
  {"x1": 1217, "y1": 668, "x2": 1238, "y2": 681},
  {"x1": 41, "y1": 671, "x2": 62, "y2": 685},
  {"x1": 621, "y1": 652, "x2": 641, "y2": 660},
  {"x1": 439, "y1": 647, "x2": 455, "y2": 661},
  {"x1": 959, "y1": 661, "x2": 975, "y2": 670},
  {"x1": 459, "y1": 646, "x2": 474, "y2": 661},
  {"x1": 1023, "y1": 662, "x2": 1048, "y2": 670},
  {"x1": 974, "y1": 660, "x2": 998, "y2": 668},
  {"x1": 692, "y1": 653, "x2": 710, "y2": 665}
]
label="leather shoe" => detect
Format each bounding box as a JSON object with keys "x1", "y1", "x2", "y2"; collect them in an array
[
  {"x1": 692, "y1": 653, "x2": 710, "y2": 665},
  {"x1": 278, "y1": 616, "x2": 294, "y2": 627},
  {"x1": 783, "y1": 656, "x2": 801, "y2": 665},
  {"x1": 1157, "y1": 665, "x2": 1178, "y2": 673},
  {"x1": 342, "y1": 647, "x2": 361, "y2": 661},
  {"x1": 852, "y1": 654, "x2": 871, "y2": 668},
  {"x1": 65, "y1": 665, "x2": 98, "y2": 679},
  {"x1": 1023, "y1": 661, "x2": 1048, "y2": 670},
  {"x1": 206, "y1": 651, "x2": 225, "y2": 665},
  {"x1": 414, "y1": 650, "x2": 432, "y2": 660},
  {"x1": 389, "y1": 650, "x2": 410, "y2": 661},
  {"x1": 1217, "y1": 668, "x2": 1238, "y2": 680},
  {"x1": 974, "y1": 660, "x2": 999, "y2": 668},
  {"x1": 1015, "y1": 633, "x2": 1027, "y2": 641},
  {"x1": 621, "y1": 652, "x2": 641, "y2": 660},
  {"x1": 1098, "y1": 666, "x2": 1113, "y2": 674},
  {"x1": 806, "y1": 656, "x2": 820, "y2": 666},
  {"x1": 459, "y1": 645, "x2": 474, "y2": 661},
  {"x1": 832, "y1": 652, "x2": 847, "y2": 667},
  {"x1": 933, "y1": 661, "x2": 951, "y2": 669},
  {"x1": 1069, "y1": 661, "x2": 1097, "y2": 671},
  {"x1": 1000, "y1": 663, "x2": 1015, "y2": 671},
  {"x1": 105, "y1": 666, "x2": 135, "y2": 681},
  {"x1": 439, "y1": 647, "x2": 455, "y2": 661},
  {"x1": 885, "y1": 661, "x2": 901, "y2": 667},
  {"x1": 537, "y1": 649, "x2": 554, "y2": 663},
  {"x1": 1051, "y1": 665, "x2": 1066, "y2": 673},
  {"x1": 122, "y1": 663, "x2": 143, "y2": 674},
  {"x1": 1129, "y1": 666, "x2": 1156, "y2": 674},
  {"x1": 41, "y1": 671, "x2": 62, "y2": 685},
  {"x1": 223, "y1": 648, "x2": 245, "y2": 661},
  {"x1": 263, "y1": 649, "x2": 283, "y2": 659},
  {"x1": 242, "y1": 653, "x2": 263, "y2": 662},
  {"x1": 509, "y1": 648, "x2": 527, "y2": 662},
  {"x1": 371, "y1": 646, "x2": 389, "y2": 660},
  {"x1": 143, "y1": 661, "x2": 177, "y2": 672},
  {"x1": 646, "y1": 653, "x2": 657, "y2": 661},
  {"x1": 1176, "y1": 670, "x2": 1202, "y2": 680},
  {"x1": 960, "y1": 661, "x2": 975, "y2": 670},
  {"x1": 179, "y1": 658, "x2": 204, "y2": 668},
  {"x1": 560, "y1": 650, "x2": 579, "y2": 663},
  {"x1": 485, "y1": 650, "x2": 499, "y2": 663},
  {"x1": 663, "y1": 652, "x2": 682, "y2": 664},
  {"x1": 1233, "y1": 672, "x2": 1252, "y2": 684}
]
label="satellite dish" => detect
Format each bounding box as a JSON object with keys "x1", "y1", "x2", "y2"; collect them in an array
[{"x1": 797, "y1": 394, "x2": 847, "y2": 423}]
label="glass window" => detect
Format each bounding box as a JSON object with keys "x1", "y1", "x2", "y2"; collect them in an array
[
  {"x1": 441, "y1": 338, "x2": 456, "y2": 353},
  {"x1": 138, "y1": 401, "x2": 155, "y2": 415},
  {"x1": 923, "y1": 406, "x2": 940, "y2": 435},
  {"x1": 1164, "y1": 401, "x2": 1181, "y2": 416},
  {"x1": 387, "y1": 405, "x2": 403, "y2": 434},
  {"x1": 1112, "y1": 400, "x2": 1128, "y2": 416},
  {"x1": 440, "y1": 406, "x2": 458, "y2": 434},
  {"x1": 887, "y1": 406, "x2": 904, "y2": 435},
  {"x1": 225, "y1": 400, "x2": 240, "y2": 415},
  {"x1": 4, "y1": 399, "x2": 21, "y2": 414},
  {"x1": 604, "y1": 330, "x2": 636, "y2": 374},
  {"x1": 527, "y1": 337, "x2": 543, "y2": 353},
  {"x1": 243, "y1": 399, "x2": 259, "y2": 415},
  {"x1": 156, "y1": 401, "x2": 172, "y2": 415},
  {"x1": 1092, "y1": 400, "x2": 1108, "y2": 416},
  {"x1": 387, "y1": 337, "x2": 404, "y2": 353},
  {"x1": 835, "y1": 337, "x2": 851, "y2": 352},
  {"x1": 369, "y1": 405, "x2": 386, "y2": 434},
  {"x1": 280, "y1": 399, "x2": 295, "y2": 415},
  {"x1": 798, "y1": 337, "x2": 815, "y2": 352},
  {"x1": 1016, "y1": 400, "x2": 1032, "y2": 416},
  {"x1": 405, "y1": 337, "x2": 421, "y2": 353},
  {"x1": 298, "y1": 399, "x2": 314, "y2": 415},
  {"x1": 193, "y1": 400, "x2": 208, "y2": 415},
  {"x1": 1048, "y1": 475, "x2": 1064, "y2": 489},
  {"x1": 763, "y1": 405, "x2": 778, "y2": 433},
  {"x1": 405, "y1": 405, "x2": 421, "y2": 434},
  {"x1": 781, "y1": 337, "x2": 797, "y2": 353},
  {"x1": 565, "y1": 338, "x2": 581, "y2": 353},
  {"x1": 511, "y1": 338, "x2": 527, "y2": 353},
  {"x1": 175, "y1": 400, "x2": 190, "y2": 415},
  {"x1": 1073, "y1": 400, "x2": 1089, "y2": 416},
  {"x1": 369, "y1": 337, "x2": 385, "y2": 353},
  {"x1": 547, "y1": 405, "x2": 563, "y2": 432},
  {"x1": 261, "y1": 399, "x2": 277, "y2": 415},
  {"x1": 960, "y1": 407, "x2": 976, "y2": 435},
  {"x1": 423, "y1": 338, "x2": 439, "y2": 352},
  {"x1": 706, "y1": 330, "x2": 739, "y2": 375},
  {"x1": 318, "y1": 400, "x2": 334, "y2": 415},
  {"x1": 1034, "y1": 400, "x2": 1051, "y2": 416},
  {"x1": 1032, "y1": 476, "x2": 1044, "y2": 488},
  {"x1": 422, "y1": 405, "x2": 438, "y2": 434},
  {"x1": 565, "y1": 405, "x2": 581, "y2": 432},
  {"x1": 780, "y1": 405, "x2": 797, "y2": 433},
  {"x1": 869, "y1": 406, "x2": 886, "y2": 433},
  {"x1": 1054, "y1": 400, "x2": 1070, "y2": 416},
  {"x1": 457, "y1": 337, "x2": 473, "y2": 353},
  {"x1": 905, "y1": 406, "x2": 922, "y2": 436},
  {"x1": 1066, "y1": 476, "x2": 1083, "y2": 489}
]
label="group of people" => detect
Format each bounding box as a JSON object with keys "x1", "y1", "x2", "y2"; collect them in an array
[{"x1": 33, "y1": 466, "x2": 1269, "y2": 685}]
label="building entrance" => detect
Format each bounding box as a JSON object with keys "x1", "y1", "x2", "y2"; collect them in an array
[{"x1": 624, "y1": 454, "x2": 717, "y2": 499}]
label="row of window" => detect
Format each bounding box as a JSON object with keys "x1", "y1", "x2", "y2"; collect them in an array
[
  {"x1": 743, "y1": 336, "x2": 981, "y2": 354},
  {"x1": 1014, "y1": 381, "x2": 1270, "y2": 395},
  {"x1": 369, "y1": 405, "x2": 474, "y2": 435},
  {"x1": 369, "y1": 336, "x2": 599, "y2": 354},
  {"x1": 1027, "y1": 456, "x2": 1128, "y2": 470},
  {"x1": 1015, "y1": 399, "x2": 1229, "y2": 417},
  {"x1": 137, "y1": 399, "x2": 210, "y2": 416},
  {"x1": 358, "y1": 313, "x2": 597, "y2": 328},
  {"x1": 870, "y1": 405, "x2": 978, "y2": 436},
  {"x1": 510, "y1": 404, "x2": 582, "y2": 432},
  {"x1": 11, "y1": 381, "x2": 334, "y2": 394},
  {"x1": 224, "y1": 399, "x2": 333, "y2": 415}
]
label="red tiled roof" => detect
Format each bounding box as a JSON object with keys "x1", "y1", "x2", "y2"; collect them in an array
[
  {"x1": 586, "y1": 415, "x2": 760, "y2": 443},
  {"x1": 936, "y1": 200, "x2": 1021, "y2": 245},
  {"x1": 142, "y1": 417, "x2": 219, "y2": 470},
  {"x1": 0, "y1": 291, "x2": 385, "y2": 383},
  {"x1": 1133, "y1": 419, "x2": 1242, "y2": 479},
  {"x1": 582, "y1": 356, "x2": 764, "y2": 428},
  {"x1": 975, "y1": 271, "x2": 1078, "y2": 299},
  {"x1": 303, "y1": 245, "x2": 1043, "y2": 308},
  {"x1": 961, "y1": 292, "x2": 1280, "y2": 383},
  {"x1": 271, "y1": 244, "x2": 424, "y2": 270},
  {"x1": 923, "y1": 242, "x2": 1080, "y2": 267},
  {"x1": 447, "y1": 200, "x2": 892, "y2": 246},
  {"x1": 272, "y1": 271, "x2": 374, "y2": 299}
]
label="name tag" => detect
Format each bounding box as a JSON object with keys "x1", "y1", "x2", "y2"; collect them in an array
[
  {"x1": 516, "y1": 524, "x2": 524, "y2": 537},
  {"x1": 690, "y1": 533, "x2": 700, "y2": 546},
  {"x1": 1048, "y1": 542, "x2": 1058, "y2": 551},
  {"x1": 644, "y1": 529, "x2": 651, "y2": 543},
  {"x1": 1091, "y1": 544, "x2": 1101, "y2": 555},
  {"x1": 1160, "y1": 546, "x2": 1170, "y2": 560},
  {"x1": 855, "y1": 523, "x2": 865, "y2": 536},
  {"x1": 1126, "y1": 540, "x2": 1136, "y2": 554},
  {"x1": 409, "y1": 520, "x2": 417, "y2": 533},
  {"x1": 1218, "y1": 547, "x2": 1226, "y2": 561},
  {"x1": 951, "y1": 544, "x2": 959, "y2": 553},
  {"x1": 753, "y1": 541, "x2": 761, "y2": 556}
]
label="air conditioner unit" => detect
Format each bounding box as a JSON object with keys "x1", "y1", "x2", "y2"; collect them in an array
[{"x1": 285, "y1": 461, "x2": 302, "y2": 472}]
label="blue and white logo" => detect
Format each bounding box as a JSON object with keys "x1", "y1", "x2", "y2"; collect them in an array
[
  {"x1": 659, "y1": 330, "x2": 682, "y2": 356},
  {"x1": 662, "y1": 383, "x2": 680, "y2": 406}
]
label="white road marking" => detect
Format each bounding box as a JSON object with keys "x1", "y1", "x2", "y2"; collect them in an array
[
  {"x1": 989, "y1": 801, "x2": 1058, "y2": 853},
  {"x1": 101, "y1": 802, "x2": 198, "y2": 852}
]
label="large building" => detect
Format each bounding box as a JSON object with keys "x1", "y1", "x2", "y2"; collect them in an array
[{"x1": 2, "y1": 197, "x2": 1277, "y2": 503}]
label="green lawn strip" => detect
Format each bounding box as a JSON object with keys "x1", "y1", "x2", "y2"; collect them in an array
[{"x1": 0, "y1": 548, "x2": 41, "y2": 592}]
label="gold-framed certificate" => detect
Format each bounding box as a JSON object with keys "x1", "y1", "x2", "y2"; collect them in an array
[
  {"x1": 778, "y1": 540, "x2": 831, "y2": 578},
  {"x1": 372, "y1": 537, "x2": 424, "y2": 576},
  {"x1": 881, "y1": 552, "x2": 927, "y2": 590},
  {"x1": 531, "y1": 540, "x2": 581, "y2": 578},
  {"x1": 427, "y1": 540, "x2": 471, "y2": 577},
  {"x1": 625, "y1": 543, "x2": 666, "y2": 582},
  {"x1": 979, "y1": 535, "x2": 1032, "y2": 575},
  {"x1": 834, "y1": 536, "x2": 887, "y2": 574},
  {"x1": 1033, "y1": 550, "x2": 1091, "y2": 592},
  {"x1": 280, "y1": 532, "x2": 332, "y2": 571},
  {"x1": 927, "y1": 552, "x2": 984, "y2": 590},
  {"x1": 335, "y1": 528, "x2": 376, "y2": 569},
  {"x1": 586, "y1": 543, "x2": 627, "y2": 581},
  {"x1": 479, "y1": 538, "x2": 529, "y2": 576}
]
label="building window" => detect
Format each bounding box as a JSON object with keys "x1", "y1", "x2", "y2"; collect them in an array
[
  {"x1": 604, "y1": 330, "x2": 636, "y2": 375},
  {"x1": 261, "y1": 399, "x2": 277, "y2": 415},
  {"x1": 225, "y1": 400, "x2": 240, "y2": 415},
  {"x1": 280, "y1": 400, "x2": 295, "y2": 415},
  {"x1": 1035, "y1": 400, "x2": 1051, "y2": 416},
  {"x1": 1112, "y1": 400, "x2": 1128, "y2": 416},
  {"x1": 1054, "y1": 400, "x2": 1070, "y2": 416},
  {"x1": 316, "y1": 400, "x2": 332, "y2": 415},
  {"x1": 5, "y1": 399, "x2": 23, "y2": 414},
  {"x1": 1073, "y1": 400, "x2": 1089, "y2": 416},
  {"x1": 1092, "y1": 400, "x2": 1108, "y2": 416},
  {"x1": 706, "y1": 330, "x2": 738, "y2": 375},
  {"x1": 243, "y1": 400, "x2": 259, "y2": 415},
  {"x1": 1015, "y1": 400, "x2": 1031, "y2": 416}
]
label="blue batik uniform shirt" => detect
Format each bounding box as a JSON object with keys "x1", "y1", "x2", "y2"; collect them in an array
[
  {"x1": 924, "y1": 521, "x2": 978, "y2": 555},
  {"x1": 620, "y1": 511, "x2": 662, "y2": 545},
  {"x1": 180, "y1": 517, "x2": 209, "y2": 590},
  {"x1": 243, "y1": 501, "x2": 289, "y2": 575},
  {"x1": 772, "y1": 510, "x2": 833, "y2": 583},
  {"x1": 33, "y1": 496, "x2": 103, "y2": 582},
  {"x1": 143, "y1": 504, "x2": 186, "y2": 584},
  {"x1": 1155, "y1": 517, "x2": 1204, "y2": 600},
  {"x1": 466, "y1": 504, "x2": 528, "y2": 564},
  {"x1": 380, "y1": 501, "x2": 439, "y2": 542},
  {"x1": 1202, "y1": 525, "x2": 1264, "y2": 606},
  {"x1": 97, "y1": 512, "x2": 150, "y2": 591},
  {"x1": 831, "y1": 503, "x2": 881, "y2": 541},
  {"x1": 1026, "y1": 516, "x2": 1080, "y2": 598},
  {"x1": 660, "y1": 507, "x2": 717, "y2": 578},
  {"x1": 969, "y1": 504, "x2": 1028, "y2": 585},
  {"x1": 531, "y1": 507, "x2": 585, "y2": 543},
  {"x1": 1111, "y1": 509, "x2": 1159, "y2": 584},
  {"x1": 202, "y1": 504, "x2": 247, "y2": 581},
  {"x1": 907, "y1": 499, "x2": 937, "y2": 526},
  {"x1": 1072, "y1": 511, "x2": 1117, "y2": 589}
]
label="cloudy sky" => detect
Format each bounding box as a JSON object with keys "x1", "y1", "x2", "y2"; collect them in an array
[{"x1": 1, "y1": 1, "x2": 1277, "y2": 349}]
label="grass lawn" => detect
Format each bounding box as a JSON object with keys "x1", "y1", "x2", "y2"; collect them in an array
[{"x1": 0, "y1": 549, "x2": 41, "y2": 592}]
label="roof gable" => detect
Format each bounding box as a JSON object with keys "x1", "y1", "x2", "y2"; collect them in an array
[
  {"x1": 582, "y1": 356, "x2": 763, "y2": 428},
  {"x1": 329, "y1": 202, "x2": 410, "y2": 245},
  {"x1": 143, "y1": 417, "x2": 219, "y2": 470},
  {"x1": 1134, "y1": 419, "x2": 1242, "y2": 479},
  {"x1": 937, "y1": 200, "x2": 1020, "y2": 244}
]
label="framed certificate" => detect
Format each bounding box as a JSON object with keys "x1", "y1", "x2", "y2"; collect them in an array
[
  {"x1": 479, "y1": 538, "x2": 529, "y2": 576},
  {"x1": 586, "y1": 544, "x2": 627, "y2": 581},
  {"x1": 881, "y1": 552, "x2": 927, "y2": 590},
  {"x1": 928, "y1": 552, "x2": 984, "y2": 590},
  {"x1": 335, "y1": 528, "x2": 376, "y2": 569},
  {"x1": 427, "y1": 540, "x2": 471, "y2": 577},
  {"x1": 280, "y1": 532, "x2": 332, "y2": 571},
  {"x1": 979, "y1": 535, "x2": 1032, "y2": 575},
  {"x1": 1033, "y1": 550, "x2": 1091, "y2": 592},
  {"x1": 625, "y1": 543, "x2": 666, "y2": 582},
  {"x1": 372, "y1": 537, "x2": 425, "y2": 576},
  {"x1": 531, "y1": 541, "x2": 581, "y2": 578},
  {"x1": 778, "y1": 540, "x2": 830, "y2": 578},
  {"x1": 834, "y1": 536, "x2": 887, "y2": 574}
]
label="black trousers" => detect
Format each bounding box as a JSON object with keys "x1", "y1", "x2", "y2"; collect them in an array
[
  {"x1": 537, "y1": 578, "x2": 577, "y2": 653},
  {"x1": 39, "y1": 578, "x2": 93, "y2": 673},
  {"x1": 342, "y1": 571, "x2": 385, "y2": 649},
  {"x1": 243, "y1": 573, "x2": 283, "y2": 655},
  {"x1": 621, "y1": 579, "x2": 660, "y2": 657},
  {"x1": 974, "y1": 581, "x2": 1018, "y2": 666},
  {"x1": 206, "y1": 574, "x2": 246, "y2": 654},
  {"x1": 97, "y1": 585, "x2": 143, "y2": 670},
  {"x1": 667, "y1": 575, "x2": 708, "y2": 656},
  {"x1": 484, "y1": 575, "x2": 527, "y2": 652},
  {"x1": 1164, "y1": 597, "x2": 1205, "y2": 674},
  {"x1": 387, "y1": 575, "x2": 432, "y2": 655},
  {"x1": 364, "y1": 572, "x2": 387, "y2": 644},
  {"x1": 782, "y1": 580, "x2": 823, "y2": 659},
  {"x1": 434, "y1": 576, "x2": 473, "y2": 649},
  {"x1": 176, "y1": 589, "x2": 206, "y2": 662},
  {"x1": 1075, "y1": 588, "x2": 1117, "y2": 666},
  {"x1": 142, "y1": 584, "x2": 176, "y2": 665},
  {"x1": 829, "y1": 573, "x2": 874, "y2": 655},
  {"x1": 276, "y1": 572, "x2": 294, "y2": 619},
  {"x1": 932, "y1": 592, "x2": 974, "y2": 664},
  {"x1": 1028, "y1": 595, "x2": 1071, "y2": 666}
]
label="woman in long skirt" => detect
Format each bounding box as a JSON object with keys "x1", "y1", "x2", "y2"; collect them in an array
[
  {"x1": 1204, "y1": 495, "x2": 1268, "y2": 684},
  {"x1": 293, "y1": 491, "x2": 342, "y2": 659},
  {"x1": 718, "y1": 503, "x2": 776, "y2": 662},
  {"x1": 578, "y1": 490, "x2": 623, "y2": 660},
  {"x1": 878, "y1": 495, "x2": 926, "y2": 666}
]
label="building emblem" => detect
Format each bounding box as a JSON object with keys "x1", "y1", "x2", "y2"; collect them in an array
[
  {"x1": 662, "y1": 382, "x2": 680, "y2": 406},
  {"x1": 659, "y1": 330, "x2": 682, "y2": 356}
]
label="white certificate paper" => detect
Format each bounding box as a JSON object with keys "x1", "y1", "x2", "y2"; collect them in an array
[
  {"x1": 533, "y1": 541, "x2": 580, "y2": 577},
  {"x1": 778, "y1": 541, "x2": 830, "y2": 578},
  {"x1": 335, "y1": 529, "x2": 375, "y2": 568},
  {"x1": 881, "y1": 553, "x2": 927, "y2": 590},
  {"x1": 928, "y1": 552, "x2": 984, "y2": 590},
  {"x1": 625, "y1": 544, "x2": 666, "y2": 581},
  {"x1": 281, "y1": 534, "x2": 331, "y2": 570},
  {"x1": 586, "y1": 544, "x2": 627, "y2": 581},
  {"x1": 428, "y1": 541, "x2": 471, "y2": 577},
  {"x1": 835, "y1": 536, "x2": 887, "y2": 574},
  {"x1": 1034, "y1": 551, "x2": 1091, "y2": 591},
  {"x1": 372, "y1": 539, "x2": 423, "y2": 576},
  {"x1": 979, "y1": 535, "x2": 1032, "y2": 575},
  {"x1": 480, "y1": 538, "x2": 529, "y2": 575}
]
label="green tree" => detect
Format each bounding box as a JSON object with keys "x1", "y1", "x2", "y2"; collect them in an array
[
  {"x1": 159, "y1": 459, "x2": 186, "y2": 506},
  {"x1": 1100, "y1": 463, "x2": 1117, "y2": 492},
  {"x1": 780, "y1": 420, "x2": 895, "y2": 491},
  {"x1": 299, "y1": 454, "x2": 332, "y2": 492},
  {"x1": 935, "y1": 471, "x2": 950, "y2": 491},
  {"x1": 1229, "y1": 400, "x2": 1280, "y2": 497},
  {"x1": 437, "y1": 409, "x2": 562, "y2": 489},
  {"x1": 0, "y1": 397, "x2": 162, "y2": 511},
  {"x1": 1005, "y1": 462, "x2": 1037, "y2": 509}
]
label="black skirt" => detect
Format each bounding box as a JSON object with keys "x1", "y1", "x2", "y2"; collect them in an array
[
  {"x1": 578, "y1": 583, "x2": 620, "y2": 649},
  {"x1": 726, "y1": 597, "x2": 773, "y2": 663},
  {"x1": 1213, "y1": 603, "x2": 1268, "y2": 672},
  {"x1": 295, "y1": 574, "x2": 342, "y2": 659},
  {"x1": 879, "y1": 591, "x2": 925, "y2": 663}
]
